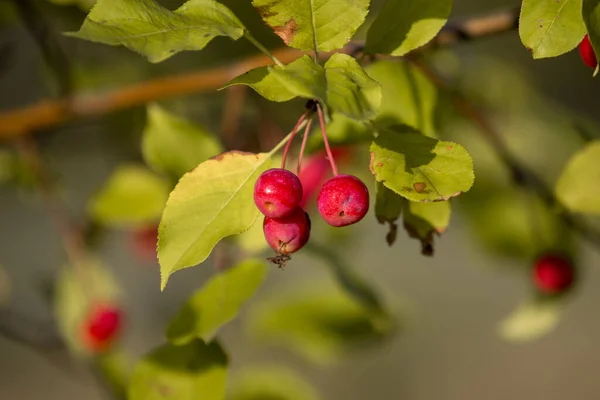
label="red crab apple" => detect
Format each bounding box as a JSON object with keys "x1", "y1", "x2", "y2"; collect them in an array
[
  {"x1": 579, "y1": 34, "x2": 598, "y2": 69},
  {"x1": 82, "y1": 304, "x2": 123, "y2": 352},
  {"x1": 254, "y1": 168, "x2": 303, "y2": 218},
  {"x1": 299, "y1": 146, "x2": 352, "y2": 208},
  {"x1": 263, "y1": 206, "x2": 311, "y2": 254},
  {"x1": 317, "y1": 174, "x2": 369, "y2": 227},
  {"x1": 533, "y1": 253, "x2": 575, "y2": 294}
]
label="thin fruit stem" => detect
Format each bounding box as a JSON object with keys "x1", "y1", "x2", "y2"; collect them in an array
[
  {"x1": 244, "y1": 32, "x2": 284, "y2": 67},
  {"x1": 316, "y1": 103, "x2": 338, "y2": 176},
  {"x1": 281, "y1": 112, "x2": 308, "y2": 169},
  {"x1": 297, "y1": 117, "x2": 313, "y2": 175}
]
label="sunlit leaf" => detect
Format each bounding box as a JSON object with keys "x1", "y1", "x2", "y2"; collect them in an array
[
  {"x1": 499, "y1": 299, "x2": 562, "y2": 342},
  {"x1": 66, "y1": 0, "x2": 245, "y2": 62},
  {"x1": 252, "y1": 0, "x2": 370, "y2": 52},
  {"x1": 519, "y1": 0, "x2": 586, "y2": 58},
  {"x1": 143, "y1": 104, "x2": 223, "y2": 179},
  {"x1": 324, "y1": 53, "x2": 381, "y2": 121},
  {"x1": 365, "y1": 0, "x2": 452, "y2": 56},
  {"x1": 229, "y1": 365, "x2": 320, "y2": 400},
  {"x1": 246, "y1": 283, "x2": 394, "y2": 365},
  {"x1": 88, "y1": 165, "x2": 169, "y2": 227},
  {"x1": 54, "y1": 258, "x2": 121, "y2": 355},
  {"x1": 555, "y1": 141, "x2": 600, "y2": 214},
  {"x1": 221, "y1": 55, "x2": 326, "y2": 103},
  {"x1": 403, "y1": 200, "x2": 450, "y2": 255},
  {"x1": 369, "y1": 126, "x2": 474, "y2": 202},
  {"x1": 128, "y1": 340, "x2": 228, "y2": 400},
  {"x1": 583, "y1": 0, "x2": 600, "y2": 74},
  {"x1": 167, "y1": 259, "x2": 267, "y2": 344},
  {"x1": 366, "y1": 60, "x2": 438, "y2": 137},
  {"x1": 159, "y1": 151, "x2": 277, "y2": 290}
]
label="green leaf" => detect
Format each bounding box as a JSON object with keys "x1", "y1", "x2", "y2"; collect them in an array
[
  {"x1": 221, "y1": 55, "x2": 326, "y2": 102},
  {"x1": 374, "y1": 182, "x2": 403, "y2": 245},
  {"x1": 246, "y1": 282, "x2": 393, "y2": 365},
  {"x1": 159, "y1": 150, "x2": 279, "y2": 290},
  {"x1": 167, "y1": 259, "x2": 267, "y2": 344},
  {"x1": 369, "y1": 126, "x2": 474, "y2": 202},
  {"x1": 54, "y1": 258, "x2": 121, "y2": 355},
  {"x1": 366, "y1": 60, "x2": 438, "y2": 137},
  {"x1": 555, "y1": 141, "x2": 600, "y2": 214},
  {"x1": 143, "y1": 104, "x2": 223, "y2": 179},
  {"x1": 365, "y1": 0, "x2": 452, "y2": 56},
  {"x1": 252, "y1": 0, "x2": 370, "y2": 52},
  {"x1": 229, "y1": 366, "x2": 320, "y2": 400},
  {"x1": 403, "y1": 200, "x2": 450, "y2": 256},
  {"x1": 583, "y1": 0, "x2": 600, "y2": 73},
  {"x1": 324, "y1": 53, "x2": 381, "y2": 121},
  {"x1": 88, "y1": 165, "x2": 169, "y2": 227},
  {"x1": 519, "y1": 0, "x2": 586, "y2": 59},
  {"x1": 499, "y1": 299, "x2": 562, "y2": 342},
  {"x1": 66, "y1": 0, "x2": 245, "y2": 63},
  {"x1": 128, "y1": 340, "x2": 228, "y2": 400}
]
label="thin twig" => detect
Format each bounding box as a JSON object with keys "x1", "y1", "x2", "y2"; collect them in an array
[
  {"x1": 316, "y1": 103, "x2": 338, "y2": 176},
  {"x1": 0, "y1": 7, "x2": 520, "y2": 140},
  {"x1": 408, "y1": 57, "x2": 600, "y2": 249},
  {"x1": 297, "y1": 117, "x2": 313, "y2": 175}
]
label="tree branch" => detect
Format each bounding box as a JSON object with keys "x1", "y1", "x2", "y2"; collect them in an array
[
  {"x1": 0, "y1": 6, "x2": 519, "y2": 140},
  {"x1": 407, "y1": 57, "x2": 600, "y2": 249}
]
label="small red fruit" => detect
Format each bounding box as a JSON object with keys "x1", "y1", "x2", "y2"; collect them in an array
[
  {"x1": 263, "y1": 207, "x2": 311, "y2": 254},
  {"x1": 299, "y1": 147, "x2": 353, "y2": 208},
  {"x1": 254, "y1": 168, "x2": 303, "y2": 218},
  {"x1": 533, "y1": 254, "x2": 575, "y2": 294},
  {"x1": 579, "y1": 34, "x2": 597, "y2": 69},
  {"x1": 317, "y1": 174, "x2": 369, "y2": 227},
  {"x1": 82, "y1": 304, "x2": 122, "y2": 352}
]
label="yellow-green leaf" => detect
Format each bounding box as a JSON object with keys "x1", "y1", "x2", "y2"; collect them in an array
[
  {"x1": 403, "y1": 200, "x2": 451, "y2": 255},
  {"x1": 158, "y1": 152, "x2": 273, "y2": 290},
  {"x1": 66, "y1": 0, "x2": 245, "y2": 62},
  {"x1": 365, "y1": 0, "x2": 452, "y2": 56},
  {"x1": 167, "y1": 259, "x2": 267, "y2": 344},
  {"x1": 128, "y1": 340, "x2": 228, "y2": 400},
  {"x1": 499, "y1": 299, "x2": 562, "y2": 342},
  {"x1": 221, "y1": 55, "x2": 326, "y2": 103},
  {"x1": 555, "y1": 140, "x2": 600, "y2": 214},
  {"x1": 143, "y1": 104, "x2": 223, "y2": 179},
  {"x1": 252, "y1": 0, "x2": 370, "y2": 52},
  {"x1": 229, "y1": 366, "x2": 320, "y2": 400},
  {"x1": 88, "y1": 165, "x2": 169, "y2": 227},
  {"x1": 369, "y1": 126, "x2": 474, "y2": 202},
  {"x1": 519, "y1": 0, "x2": 586, "y2": 59},
  {"x1": 324, "y1": 53, "x2": 381, "y2": 121}
]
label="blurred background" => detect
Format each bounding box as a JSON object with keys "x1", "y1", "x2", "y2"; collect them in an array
[{"x1": 1, "y1": 0, "x2": 600, "y2": 399}]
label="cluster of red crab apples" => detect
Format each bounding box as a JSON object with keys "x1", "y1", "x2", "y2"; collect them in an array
[{"x1": 254, "y1": 101, "x2": 369, "y2": 266}]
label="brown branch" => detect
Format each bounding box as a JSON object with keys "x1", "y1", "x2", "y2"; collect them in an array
[
  {"x1": 407, "y1": 57, "x2": 600, "y2": 249},
  {"x1": 0, "y1": 6, "x2": 519, "y2": 140}
]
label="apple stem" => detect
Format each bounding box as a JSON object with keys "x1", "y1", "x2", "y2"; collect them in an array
[
  {"x1": 296, "y1": 117, "x2": 313, "y2": 175},
  {"x1": 316, "y1": 103, "x2": 339, "y2": 176},
  {"x1": 281, "y1": 112, "x2": 308, "y2": 169}
]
